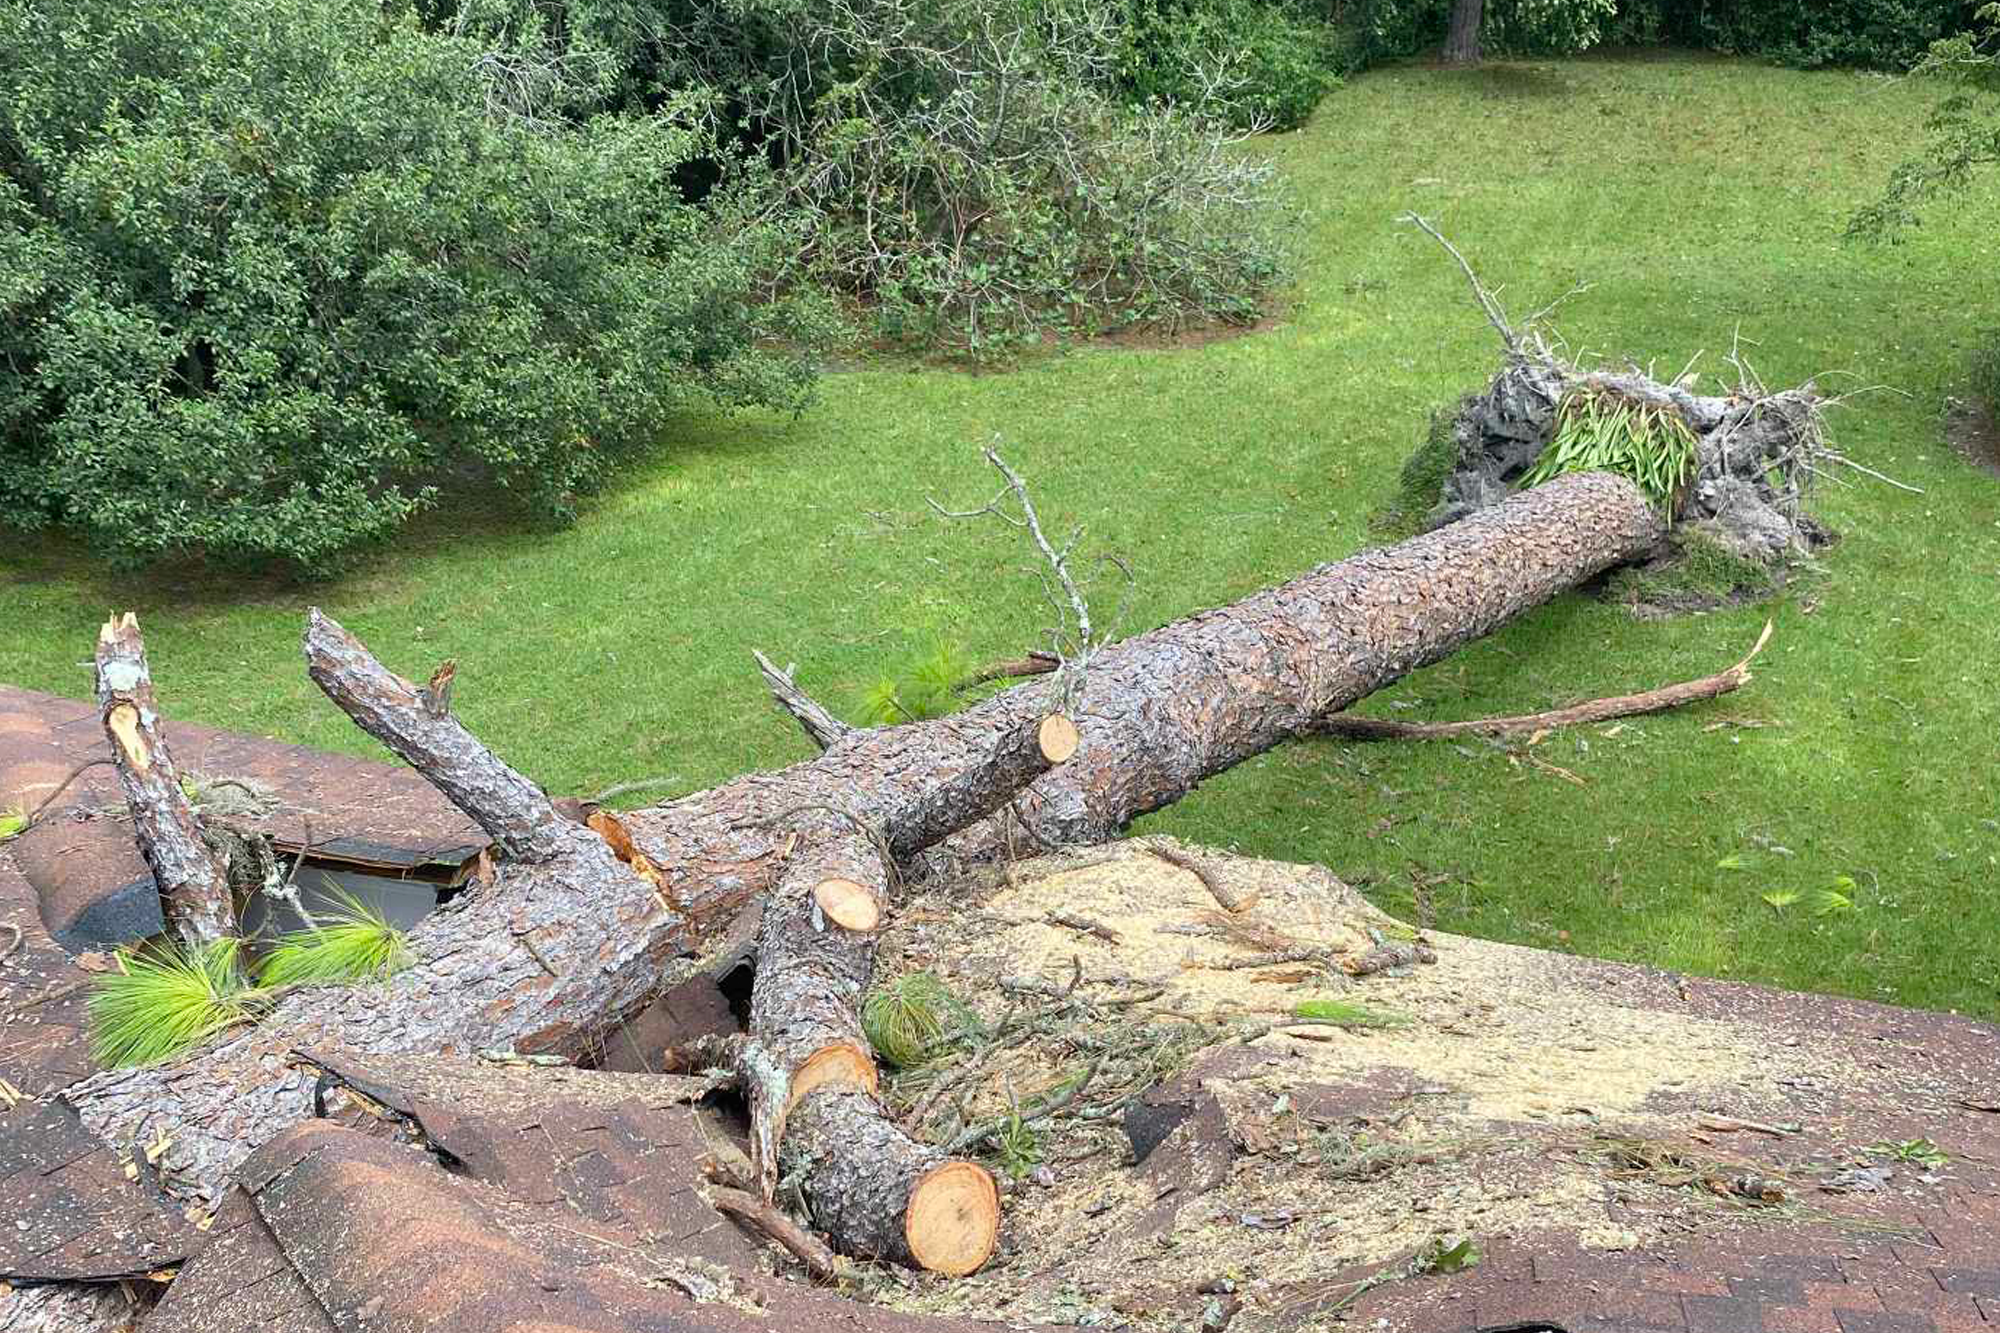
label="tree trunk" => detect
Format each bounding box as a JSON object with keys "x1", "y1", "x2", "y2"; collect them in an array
[
  {"x1": 780, "y1": 1087, "x2": 1000, "y2": 1277},
  {"x1": 1443, "y1": 0, "x2": 1483, "y2": 63},
  {"x1": 57, "y1": 473, "x2": 1663, "y2": 1220},
  {"x1": 738, "y1": 710, "x2": 1071, "y2": 1265}
]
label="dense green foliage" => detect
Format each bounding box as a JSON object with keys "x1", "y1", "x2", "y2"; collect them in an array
[
  {"x1": 1, "y1": 0, "x2": 1311, "y2": 568},
  {"x1": 1116, "y1": 0, "x2": 1345, "y2": 129},
  {"x1": 616, "y1": 0, "x2": 1301, "y2": 350},
  {"x1": 1346, "y1": 0, "x2": 1617, "y2": 65},
  {"x1": 1614, "y1": 0, "x2": 1984, "y2": 70},
  {"x1": 1347, "y1": 0, "x2": 1983, "y2": 69},
  {"x1": 0, "y1": 0, "x2": 828, "y2": 570}
]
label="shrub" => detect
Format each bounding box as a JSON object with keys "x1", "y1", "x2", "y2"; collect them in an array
[
  {"x1": 625, "y1": 0, "x2": 1301, "y2": 350},
  {"x1": 1116, "y1": 0, "x2": 1344, "y2": 130},
  {"x1": 0, "y1": 0, "x2": 832, "y2": 570},
  {"x1": 1342, "y1": 0, "x2": 1982, "y2": 70},
  {"x1": 1341, "y1": 0, "x2": 1617, "y2": 66},
  {"x1": 1645, "y1": 0, "x2": 1983, "y2": 70}
]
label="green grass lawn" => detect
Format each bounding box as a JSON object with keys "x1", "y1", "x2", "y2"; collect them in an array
[{"x1": 5, "y1": 53, "x2": 1997, "y2": 1018}]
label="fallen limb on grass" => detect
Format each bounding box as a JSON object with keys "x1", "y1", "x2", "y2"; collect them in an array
[{"x1": 1316, "y1": 621, "x2": 1773, "y2": 742}]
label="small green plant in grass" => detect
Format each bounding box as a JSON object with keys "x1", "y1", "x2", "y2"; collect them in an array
[
  {"x1": 88, "y1": 939, "x2": 268, "y2": 1067},
  {"x1": 861, "y1": 970, "x2": 979, "y2": 1068},
  {"x1": 854, "y1": 636, "x2": 977, "y2": 726},
  {"x1": 1762, "y1": 889, "x2": 1803, "y2": 914},
  {"x1": 1291, "y1": 998, "x2": 1411, "y2": 1028},
  {"x1": 1869, "y1": 1138, "x2": 1949, "y2": 1167},
  {"x1": 993, "y1": 1110, "x2": 1044, "y2": 1180},
  {"x1": 1810, "y1": 877, "x2": 1860, "y2": 918},
  {"x1": 1521, "y1": 386, "x2": 1700, "y2": 514},
  {"x1": 258, "y1": 892, "x2": 412, "y2": 988}
]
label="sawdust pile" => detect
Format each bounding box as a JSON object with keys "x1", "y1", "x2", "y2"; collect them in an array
[{"x1": 864, "y1": 840, "x2": 1869, "y2": 1332}]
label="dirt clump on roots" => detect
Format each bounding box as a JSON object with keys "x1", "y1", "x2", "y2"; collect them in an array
[
  {"x1": 843, "y1": 840, "x2": 1872, "y2": 1331},
  {"x1": 1946, "y1": 397, "x2": 2000, "y2": 478}
]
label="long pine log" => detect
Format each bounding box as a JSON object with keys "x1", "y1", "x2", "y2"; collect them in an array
[{"x1": 60, "y1": 473, "x2": 1664, "y2": 1213}]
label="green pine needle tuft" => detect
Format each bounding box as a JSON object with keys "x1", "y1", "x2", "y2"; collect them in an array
[
  {"x1": 258, "y1": 892, "x2": 412, "y2": 989},
  {"x1": 88, "y1": 938, "x2": 268, "y2": 1068},
  {"x1": 861, "y1": 970, "x2": 980, "y2": 1067},
  {"x1": 1291, "y1": 998, "x2": 1411, "y2": 1028},
  {"x1": 1521, "y1": 385, "x2": 1700, "y2": 514}
]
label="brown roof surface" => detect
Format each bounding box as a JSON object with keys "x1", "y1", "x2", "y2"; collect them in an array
[
  {"x1": 148, "y1": 1064, "x2": 1058, "y2": 1333},
  {"x1": 0, "y1": 854, "x2": 97, "y2": 1100},
  {"x1": 0, "y1": 1099, "x2": 199, "y2": 1284},
  {"x1": 0, "y1": 682, "x2": 487, "y2": 884}
]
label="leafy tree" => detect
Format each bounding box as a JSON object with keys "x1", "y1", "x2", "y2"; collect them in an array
[
  {"x1": 0, "y1": 0, "x2": 831, "y2": 570},
  {"x1": 437, "y1": 0, "x2": 1302, "y2": 351},
  {"x1": 1851, "y1": 3, "x2": 2000, "y2": 236},
  {"x1": 1440, "y1": 0, "x2": 1616, "y2": 64}
]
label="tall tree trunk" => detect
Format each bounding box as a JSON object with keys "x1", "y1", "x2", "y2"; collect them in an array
[
  {"x1": 1443, "y1": 0, "x2": 1484, "y2": 63},
  {"x1": 56, "y1": 473, "x2": 1663, "y2": 1218}
]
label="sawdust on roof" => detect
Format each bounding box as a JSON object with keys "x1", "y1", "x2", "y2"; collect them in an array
[{"x1": 866, "y1": 841, "x2": 1873, "y2": 1331}]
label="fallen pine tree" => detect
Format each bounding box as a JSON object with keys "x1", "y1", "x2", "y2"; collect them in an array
[
  {"x1": 63, "y1": 471, "x2": 1665, "y2": 1253},
  {"x1": 14, "y1": 235, "x2": 1849, "y2": 1325}
]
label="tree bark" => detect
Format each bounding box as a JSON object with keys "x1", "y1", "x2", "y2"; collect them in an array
[
  {"x1": 1443, "y1": 0, "x2": 1484, "y2": 63},
  {"x1": 303, "y1": 609, "x2": 590, "y2": 864},
  {"x1": 57, "y1": 473, "x2": 1663, "y2": 1215},
  {"x1": 741, "y1": 710, "x2": 1066, "y2": 1263},
  {"x1": 780, "y1": 1087, "x2": 1000, "y2": 1277},
  {"x1": 924, "y1": 469, "x2": 1663, "y2": 867},
  {"x1": 92, "y1": 614, "x2": 234, "y2": 950},
  {"x1": 743, "y1": 831, "x2": 890, "y2": 1200}
]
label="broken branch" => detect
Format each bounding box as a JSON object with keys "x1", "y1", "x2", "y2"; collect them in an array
[
  {"x1": 705, "y1": 1185, "x2": 851, "y2": 1282},
  {"x1": 93, "y1": 613, "x2": 235, "y2": 949},
  {"x1": 303, "y1": 609, "x2": 591, "y2": 864},
  {"x1": 1316, "y1": 622, "x2": 1774, "y2": 742},
  {"x1": 753, "y1": 650, "x2": 854, "y2": 751}
]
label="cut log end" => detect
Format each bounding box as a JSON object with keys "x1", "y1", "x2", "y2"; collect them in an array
[
  {"x1": 904, "y1": 1160, "x2": 1000, "y2": 1277},
  {"x1": 1037, "y1": 713, "x2": 1080, "y2": 765},
  {"x1": 812, "y1": 877, "x2": 881, "y2": 932},
  {"x1": 792, "y1": 1041, "x2": 878, "y2": 1108}
]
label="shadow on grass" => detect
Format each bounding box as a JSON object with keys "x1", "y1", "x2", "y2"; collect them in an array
[{"x1": 0, "y1": 408, "x2": 805, "y2": 614}]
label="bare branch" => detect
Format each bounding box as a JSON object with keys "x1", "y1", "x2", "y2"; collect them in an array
[
  {"x1": 929, "y1": 446, "x2": 1113, "y2": 710},
  {"x1": 752, "y1": 651, "x2": 855, "y2": 751},
  {"x1": 303, "y1": 609, "x2": 590, "y2": 865},
  {"x1": 1401, "y1": 212, "x2": 1520, "y2": 354},
  {"x1": 93, "y1": 613, "x2": 236, "y2": 949},
  {"x1": 1317, "y1": 621, "x2": 1776, "y2": 741}
]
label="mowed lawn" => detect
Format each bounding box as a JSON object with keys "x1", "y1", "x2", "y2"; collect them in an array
[{"x1": 4, "y1": 53, "x2": 1996, "y2": 1017}]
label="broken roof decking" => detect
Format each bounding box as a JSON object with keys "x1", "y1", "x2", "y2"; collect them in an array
[{"x1": 0, "y1": 684, "x2": 487, "y2": 952}]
